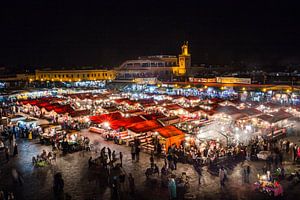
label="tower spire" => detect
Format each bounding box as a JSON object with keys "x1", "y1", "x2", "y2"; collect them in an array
[{"x1": 181, "y1": 41, "x2": 189, "y2": 56}]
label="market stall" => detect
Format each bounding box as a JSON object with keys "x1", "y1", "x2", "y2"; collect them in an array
[
  {"x1": 153, "y1": 125, "x2": 185, "y2": 152},
  {"x1": 39, "y1": 124, "x2": 63, "y2": 144},
  {"x1": 253, "y1": 173, "x2": 283, "y2": 197}
]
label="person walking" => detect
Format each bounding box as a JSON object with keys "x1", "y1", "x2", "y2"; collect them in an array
[
  {"x1": 5, "y1": 147, "x2": 10, "y2": 163},
  {"x1": 131, "y1": 145, "x2": 136, "y2": 161},
  {"x1": 111, "y1": 176, "x2": 120, "y2": 200},
  {"x1": 243, "y1": 168, "x2": 247, "y2": 183},
  {"x1": 224, "y1": 167, "x2": 228, "y2": 182},
  {"x1": 246, "y1": 165, "x2": 251, "y2": 183},
  {"x1": 107, "y1": 147, "x2": 112, "y2": 161},
  {"x1": 286, "y1": 141, "x2": 290, "y2": 153},
  {"x1": 101, "y1": 147, "x2": 106, "y2": 157},
  {"x1": 128, "y1": 173, "x2": 135, "y2": 196},
  {"x1": 293, "y1": 145, "x2": 298, "y2": 162},
  {"x1": 135, "y1": 146, "x2": 140, "y2": 162},
  {"x1": 112, "y1": 150, "x2": 116, "y2": 161},
  {"x1": 157, "y1": 142, "x2": 162, "y2": 156},
  {"x1": 12, "y1": 168, "x2": 23, "y2": 186},
  {"x1": 219, "y1": 167, "x2": 225, "y2": 187},
  {"x1": 119, "y1": 152, "x2": 123, "y2": 167},
  {"x1": 168, "y1": 177, "x2": 177, "y2": 200},
  {"x1": 88, "y1": 157, "x2": 93, "y2": 168},
  {"x1": 53, "y1": 173, "x2": 64, "y2": 200},
  {"x1": 13, "y1": 144, "x2": 18, "y2": 157},
  {"x1": 173, "y1": 154, "x2": 178, "y2": 170},
  {"x1": 167, "y1": 154, "x2": 173, "y2": 170}
]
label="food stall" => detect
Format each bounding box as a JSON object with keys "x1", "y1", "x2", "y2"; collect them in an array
[
  {"x1": 153, "y1": 125, "x2": 185, "y2": 153},
  {"x1": 253, "y1": 173, "x2": 283, "y2": 197},
  {"x1": 8, "y1": 114, "x2": 26, "y2": 123},
  {"x1": 39, "y1": 124, "x2": 63, "y2": 144},
  {"x1": 17, "y1": 118, "x2": 39, "y2": 129}
]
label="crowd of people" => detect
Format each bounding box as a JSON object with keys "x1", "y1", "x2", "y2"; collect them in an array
[{"x1": 32, "y1": 149, "x2": 56, "y2": 167}]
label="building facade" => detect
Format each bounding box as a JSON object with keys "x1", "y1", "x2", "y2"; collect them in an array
[
  {"x1": 35, "y1": 69, "x2": 116, "y2": 82},
  {"x1": 172, "y1": 42, "x2": 191, "y2": 76},
  {"x1": 116, "y1": 43, "x2": 190, "y2": 81},
  {"x1": 189, "y1": 77, "x2": 251, "y2": 84}
]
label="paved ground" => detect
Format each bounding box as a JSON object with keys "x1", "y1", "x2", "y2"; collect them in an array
[{"x1": 1, "y1": 129, "x2": 300, "y2": 200}]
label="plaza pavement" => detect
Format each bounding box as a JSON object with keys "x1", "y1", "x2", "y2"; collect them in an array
[{"x1": 0, "y1": 129, "x2": 300, "y2": 200}]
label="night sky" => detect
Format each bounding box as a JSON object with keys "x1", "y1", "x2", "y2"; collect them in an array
[{"x1": 1, "y1": 0, "x2": 300, "y2": 69}]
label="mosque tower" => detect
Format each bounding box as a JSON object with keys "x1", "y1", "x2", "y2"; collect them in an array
[{"x1": 175, "y1": 41, "x2": 191, "y2": 76}]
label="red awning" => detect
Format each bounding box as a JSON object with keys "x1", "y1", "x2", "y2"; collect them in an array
[
  {"x1": 89, "y1": 112, "x2": 123, "y2": 124},
  {"x1": 154, "y1": 125, "x2": 184, "y2": 138},
  {"x1": 127, "y1": 120, "x2": 162, "y2": 133}
]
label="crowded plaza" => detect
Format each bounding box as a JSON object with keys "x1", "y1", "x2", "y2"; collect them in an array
[{"x1": 1, "y1": 84, "x2": 300, "y2": 200}]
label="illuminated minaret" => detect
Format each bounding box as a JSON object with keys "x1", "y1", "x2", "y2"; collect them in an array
[{"x1": 178, "y1": 41, "x2": 191, "y2": 76}]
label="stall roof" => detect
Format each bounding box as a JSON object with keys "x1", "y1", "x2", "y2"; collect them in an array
[
  {"x1": 123, "y1": 109, "x2": 144, "y2": 114},
  {"x1": 123, "y1": 99, "x2": 138, "y2": 105},
  {"x1": 20, "y1": 99, "x2": 39, "y2": 106},
  {"x1": 137, "y1": 99, "x2": 155, "y2": 106},
  {"x1": 127, "y1": 120, "x2": 162, "y2": 133},
  {"x1": 231, "y1": 113, "x2": 248, "y2": 120},
  {"x1": 218, "y1": 100, "x2": 238, "y2": 106},
  {"x1": 263, "y1": 102, "x2": 282, "y2": 109},
  {"x1": 70, "y1": 109, "x2": 90, "y2": 117},
  {"x1": 158, "y1": 116, "x2": 180, "y2": 123},
  {"x1": 184, "y1": 106, "x2": 201, "y2": 114},
  {"x1": 257, "y1": 114, "x2": 274, "y2": 124},
  {"x1": 113, "y1": 98, "x2": 130, "y2": 104},
  {"x1": 288, "y1": 117, "x2": 300, "y2": 122},
  {"x1": 8, "y1": 114, "x2": 25, "y2": 119},
  {"x1": 103, "y1": 106, "x2": 118, "y2": 113},
  {"x1": 241, "y1": 108, "x2": 262, "y2": 116},
  {"x1": 69, "y1": 93, "x2": 108, "y2": 101},
  {"x1": 186, "y1": 96, "x2": 200, "y2": 101},
  {"x1": 156, "y1": 99, "x2": 173, "y2": 105},
  {"x1": 142, "y1": 113, "x2": 166, "y2": 120},
  {"x1": 113, "y1": 98, "x2": 137, "y2": 105},
  {"x1": 20, "y1": 118, "x2": 38, "y2": 123},
  {"x1": 198, "y1": 107, "x2": 215, "y2": 116},
  {"x1": 171, "y1": 95, "x2": 186, "y2": 100},
  {"x1": 269, "y1": 110, "x2": 293, "y2": 123},
  {"x1": 89, "y1": 112, "x2": 123, "y2": 124},
  {"x1": 164, "y1": 104, "x2": 183, "y2": 110},
  {"x1": 208, "y1": 98, "x2": 223, "y2": 104},
  {"x1": 109, "y1": 116, "x2": 145, "y2": 130},
  {"x1": 216, "y1": 105, "x2": 240, "y2": 115},
  {"x1": 154, "y1": 125, "x2": 185, "y2": 138}
]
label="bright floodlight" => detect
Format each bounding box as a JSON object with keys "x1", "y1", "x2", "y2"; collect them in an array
[{"x1": 103, "y1": 122, "x2": 110, "y2": 128}]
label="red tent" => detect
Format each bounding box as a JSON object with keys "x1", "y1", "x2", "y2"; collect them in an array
[
  {"x1": 89, "y1": 112, "x2": 123, "y2": 124},
  {"x1": 127, "y1": 120, "x2": 162, "y2": 133},
  {"x1": 109, "y1": 116, "x2": 145, "y2": 130}
]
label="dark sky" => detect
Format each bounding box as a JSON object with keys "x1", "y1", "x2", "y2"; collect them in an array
[{"x1": 1, "y1": 0, "x2": 300, "y2": 68}]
